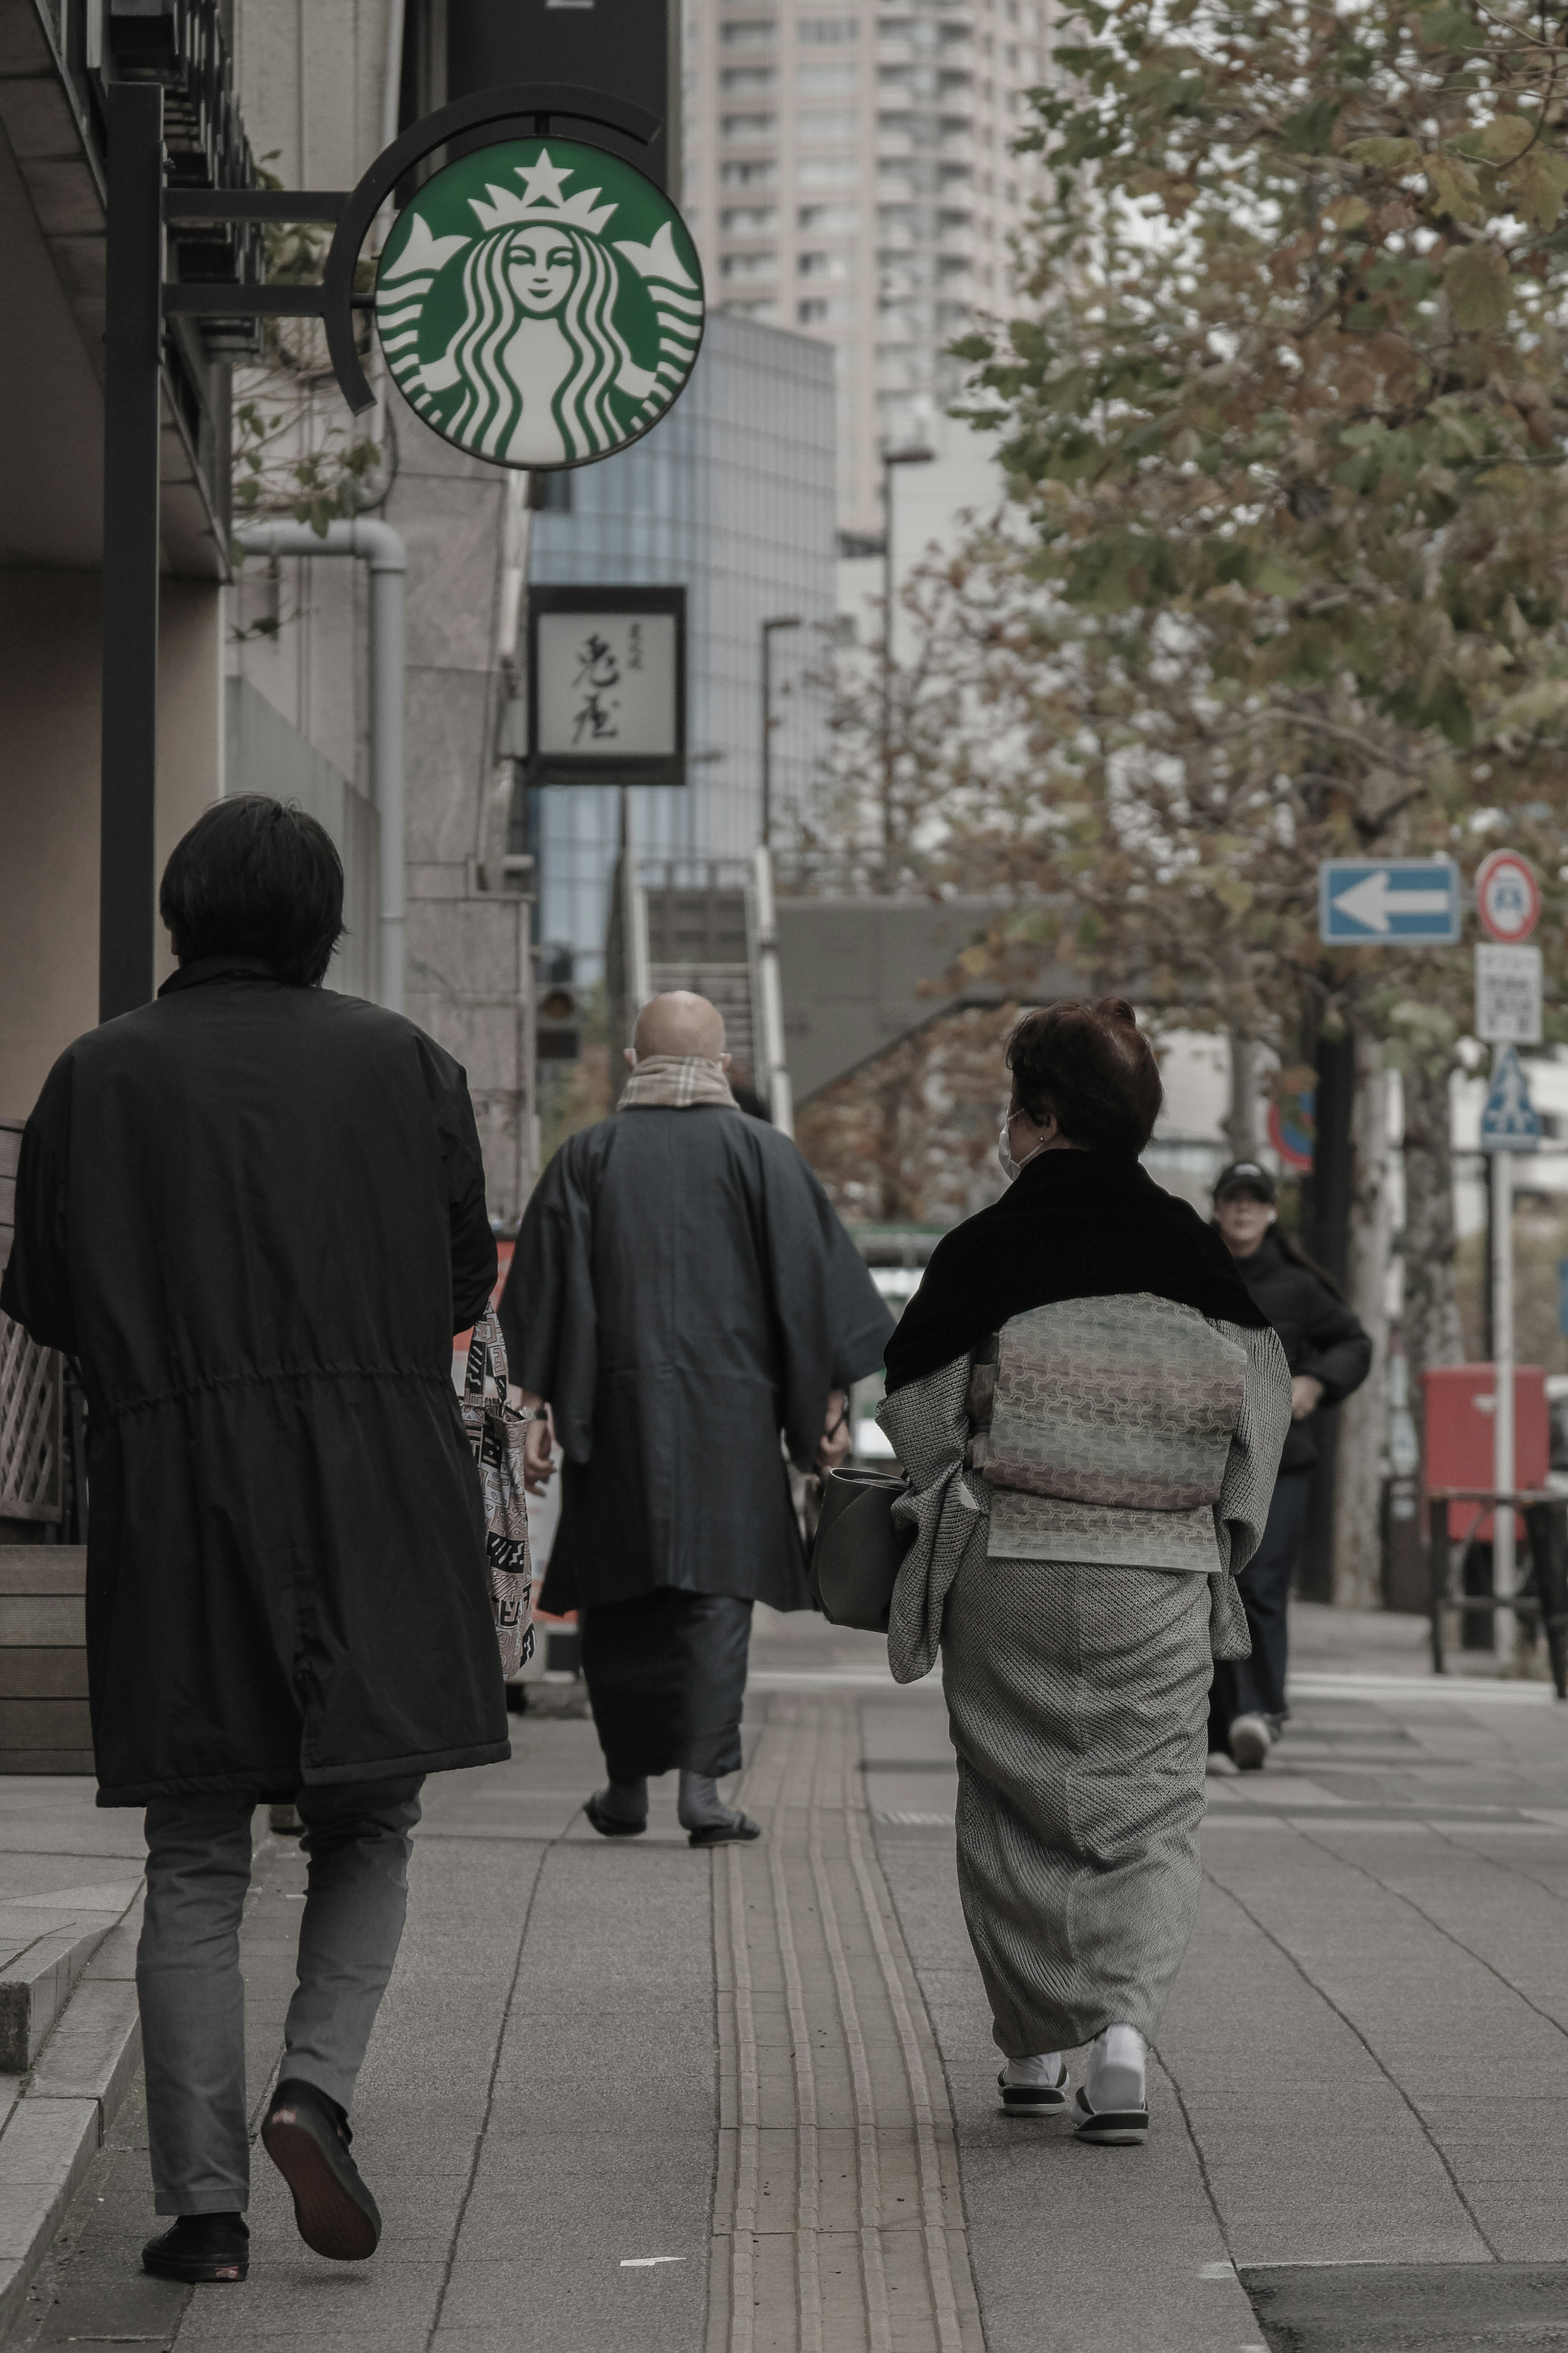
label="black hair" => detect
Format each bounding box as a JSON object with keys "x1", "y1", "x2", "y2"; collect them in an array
[
  {"x1": 1209, "y1": 1202, "x2": 1346, "y2": 1300},
  {"x1": 1270, "y1": 1222, "x2": 1346, "y2": 1300},
  {"x1": 1006, "y1": 996, "x2": 1164, "y2": 1154},
  {"x1": 159, "y1": 796, "x2": 345, "y2": 988}
]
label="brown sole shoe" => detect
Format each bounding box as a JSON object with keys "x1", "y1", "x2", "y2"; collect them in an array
[{"x1": 262, "y1": 2086, "x2": 381, "y2": 2262}]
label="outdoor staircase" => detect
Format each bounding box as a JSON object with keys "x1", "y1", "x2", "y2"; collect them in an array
[{"x1": 643, "y1": 878, "x2": 759, "y2": 1082}]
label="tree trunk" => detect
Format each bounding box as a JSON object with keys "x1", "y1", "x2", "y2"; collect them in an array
[
  {"x1": 1332, "y1": 1035, "x2": 1391, "y2": 1609},
  {"x1": 1224, "y1": 1029, "x2": 1261, "y2": 1160},
  {"x1": 1400, "y1": 1048, "x2": 1464, "y2": 1465}
]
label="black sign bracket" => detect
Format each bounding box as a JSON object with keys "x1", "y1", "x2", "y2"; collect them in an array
[{"x1": 159, "y1": 87, "x2": 661, "y2": 413}]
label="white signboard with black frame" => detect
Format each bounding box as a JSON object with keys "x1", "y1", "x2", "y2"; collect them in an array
[
  {"x1": 1475, "y1": 942, "x2": 1543, "y2": 1046},
  {"x1": 527, "y1": 587, "x2": 686, "y2": 788}
]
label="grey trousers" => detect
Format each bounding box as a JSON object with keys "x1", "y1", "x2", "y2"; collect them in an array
[{"x1": 136, "y1": 1776, "x2": 423, "y2": 2215}]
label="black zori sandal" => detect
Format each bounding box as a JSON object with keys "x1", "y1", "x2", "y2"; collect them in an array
[
  {"x1": 585, "y1": 1791, "x2": 648, "y2": 1837},
  {"x1": 687, "y1": 1811, "x2": 762, "y2": 1848},
  {"x1": 998, "y1": 2064, "x2": 1069, "y2": 2115},
  {"x1": 142, "y1": 2212, "x2": 249, "y2": 2282},
  {"x1": 262, "y1": 2078, "x2": 382, "y2": 2261},
  {"x1": 1071, "y1": 2086, "x2": 1149, "y2": 2145}
]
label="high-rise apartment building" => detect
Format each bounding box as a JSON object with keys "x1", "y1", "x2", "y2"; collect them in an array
[{"x1": 681, "y1": 0, "x2": 1050, "y2": 537}]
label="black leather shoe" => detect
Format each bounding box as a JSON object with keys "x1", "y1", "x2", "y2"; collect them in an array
[
  {"x1": 262, "y1": 2078, "x2": 381, "y2": 2261},
  {"x1": 141, "y1": 2212, "x2": 249, "y2": 2282}
]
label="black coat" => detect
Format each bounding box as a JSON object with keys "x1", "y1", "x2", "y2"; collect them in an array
[
  {"x1": 0, "y1": 958, "x2": 510, "y2": 1805},
  {"x1": 502, "y1": 1104, "x2": 895, "y2": 1613},
  {"x1": 1230, "y1": 1230, "x2": 1372, "y2": 1474}
]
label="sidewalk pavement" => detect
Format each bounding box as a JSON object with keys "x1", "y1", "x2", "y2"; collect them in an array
[
  {"x1": 9, "y1": 1602, "x2": 1568, "y2": 2351},
  {"x1": 0, "y1": 1780, "x2": 147, "y2": 2337}
]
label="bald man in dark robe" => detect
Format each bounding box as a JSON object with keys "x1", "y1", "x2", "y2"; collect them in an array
[{"x1": 502, "y1": 991, "x2": 893, "y2": 1842}]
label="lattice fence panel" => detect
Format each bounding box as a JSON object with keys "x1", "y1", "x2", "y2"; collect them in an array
[{"x1": 0, "y1": 1314, "x2": 62, "y2": 1522}]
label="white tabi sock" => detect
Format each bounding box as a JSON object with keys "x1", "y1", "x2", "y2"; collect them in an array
[
  {"x1": 1000, "y1": 2052, "x2": 1066, "y2": 2088},
  {"x1": 1085, "y1": 2024, "x2": 1147, "y2": 2114}
]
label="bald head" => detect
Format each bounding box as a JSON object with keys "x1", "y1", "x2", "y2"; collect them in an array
[{"x1": 633, "y1": 990, "x2": 726, "y2": 1061}]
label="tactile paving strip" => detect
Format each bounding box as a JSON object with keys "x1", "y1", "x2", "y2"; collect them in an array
[{"x1": 706, "y1": 1697, "x2": 984, "y2": 2353}]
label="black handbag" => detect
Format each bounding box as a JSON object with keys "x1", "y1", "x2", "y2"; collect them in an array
[{"x1": 808, "y1": 1467, "x2": 915, "y2": 1633}]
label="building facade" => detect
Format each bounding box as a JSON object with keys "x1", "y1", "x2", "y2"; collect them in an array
[
  {"x1": 0, "y1": 0, "x2": 243, "y2": 1122},
  {"x1": 227, "y1": 0, "x2": 537, "y2": 1221},
  {"x1": 523, "y1": 312, "x2": 836, "y2": 975},
  {"x1": 681, "y1": 0, "x2": 1049, "y2": 538}
]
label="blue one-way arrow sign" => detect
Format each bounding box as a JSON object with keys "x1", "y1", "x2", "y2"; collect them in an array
[{"x1": 1318, "y1": 857, "x2": 1460, "y2": 943}]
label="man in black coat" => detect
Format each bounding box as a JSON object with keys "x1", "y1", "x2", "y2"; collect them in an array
[
  {"x1": 503, "y1": 990, "x2": 893, "y2": 1845},
  {"x1": 0, "y1": 799, "x2": 508, "y2": 2284},
  {"x1": 1208, "y1": 1158, "x2": 1372, "y2": 1770}
]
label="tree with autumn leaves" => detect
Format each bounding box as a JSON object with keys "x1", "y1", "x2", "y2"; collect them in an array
[{"x1": 808, "y1": 0, "x2": 1568, "y2": 1599}]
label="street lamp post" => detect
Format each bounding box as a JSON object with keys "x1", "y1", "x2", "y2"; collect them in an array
[
  {"x1": 756, "y1": 614, "x2": 802, "y2": 1137},
  {"x1": 880, "y1": 443, "x2": 935, "y2": 881},
  {"x1": 760, "y1": 614, "x2": 802, "y2": 849}
]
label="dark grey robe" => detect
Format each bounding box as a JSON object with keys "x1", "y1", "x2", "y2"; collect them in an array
[{"x1": 501, "y1": 1104, "x2": 894, "y2": 1613}]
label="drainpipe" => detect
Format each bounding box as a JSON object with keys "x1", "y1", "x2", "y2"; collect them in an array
[{"x1": 233, "y1": 520, "x2": 408, "y2": 1013}]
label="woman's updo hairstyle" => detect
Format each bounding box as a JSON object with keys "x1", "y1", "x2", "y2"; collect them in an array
[{"x1": 1006, "y1": 997, "x2": 1163, "y2": 1155}]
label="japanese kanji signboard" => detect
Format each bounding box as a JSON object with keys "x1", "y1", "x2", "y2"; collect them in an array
[
  {"x1": 527, "y1": 585, "x2": 686, "y2": 786},
  {"x1": 376, "y1": 137, "x2": 704, "y2": 471}
]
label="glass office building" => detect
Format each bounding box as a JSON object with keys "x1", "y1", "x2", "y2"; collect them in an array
[{"x1": 523, "y1": 312, "x2": 835, "y2": 975}]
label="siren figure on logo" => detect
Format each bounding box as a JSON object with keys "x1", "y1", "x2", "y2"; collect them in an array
[{"x1": 376, "y1": 142, "x2": 704, "y2": 469}]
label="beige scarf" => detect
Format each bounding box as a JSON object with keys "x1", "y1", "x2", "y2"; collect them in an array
[{"x1": 617, "y1": 1054, "x2": 737, "y2": 1110}]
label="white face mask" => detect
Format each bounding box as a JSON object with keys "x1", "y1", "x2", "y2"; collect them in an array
[{"x1": 998, "y1": 1111, "x2": 1045, "y2": 1184}]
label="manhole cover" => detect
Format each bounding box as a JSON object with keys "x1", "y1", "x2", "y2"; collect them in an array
[{"x1": 1244, "y1": 2265, "x2": 1568, "y2": 2349}]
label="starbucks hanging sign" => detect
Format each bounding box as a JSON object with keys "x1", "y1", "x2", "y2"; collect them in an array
[{"x1": 375, "y1": 137, "x2": 705, "y2": 470}]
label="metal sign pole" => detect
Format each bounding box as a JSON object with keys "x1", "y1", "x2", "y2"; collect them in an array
[
  {"x1": 99, "y1": 82, "x2": 165, "y2": 1022},
  {"x1": 1493, "y1": 1137, "x2": 1515, "y2": 1665},
  {"x1": 1470, "y1": 856, "x2": 1541, "y2": 1671}
]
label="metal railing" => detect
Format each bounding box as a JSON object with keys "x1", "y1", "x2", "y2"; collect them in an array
[
  {"x1": 0, "y1": 1322, "x2": 62, "y2": 1528},
  {"x1": 1428, "y1": 1489, "x2": 1568, "y2": 1698}
]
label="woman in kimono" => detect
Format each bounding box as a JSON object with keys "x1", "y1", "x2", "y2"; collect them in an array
[{"x1": 878, "y1": 1000, "x2": 1290, "y2": 2144}]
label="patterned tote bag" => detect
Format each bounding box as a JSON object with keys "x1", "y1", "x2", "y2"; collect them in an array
[{"x1": 459, "y1": 1311, "x2": 535, "y2": 1678}]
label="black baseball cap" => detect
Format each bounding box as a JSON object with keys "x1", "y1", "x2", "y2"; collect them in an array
[{"x1": 1213, "y1": 1160, "x2": 1277, "y2": 1204}]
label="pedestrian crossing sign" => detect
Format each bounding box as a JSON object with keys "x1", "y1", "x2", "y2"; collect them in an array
[{"x1": 1479, "y1": 1046, "x2": 1541, "y2": 1153}]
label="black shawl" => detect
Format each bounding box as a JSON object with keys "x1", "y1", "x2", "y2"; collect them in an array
[{"x1": 883, "y1": 1149, "x2": 1269, "y2": 1395}]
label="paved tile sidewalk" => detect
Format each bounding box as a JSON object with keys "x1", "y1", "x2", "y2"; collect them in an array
[{"x1": 9, "y1": 1603, "x2": 1568, "y2": 2351}]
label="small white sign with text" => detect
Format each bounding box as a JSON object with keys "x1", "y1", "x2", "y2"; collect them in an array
[{"x1": 1475, "y1": 942, "x2": 1543, "y2": 1045}]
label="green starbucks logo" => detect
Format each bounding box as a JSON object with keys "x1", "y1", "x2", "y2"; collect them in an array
[{"x1": 376, "y1": 138, "x2": 705, "y2": 470}]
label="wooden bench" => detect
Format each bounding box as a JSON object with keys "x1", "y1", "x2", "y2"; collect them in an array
[{"x1": 0, "y1": 1548, "x2": 91, "y2": 1773}]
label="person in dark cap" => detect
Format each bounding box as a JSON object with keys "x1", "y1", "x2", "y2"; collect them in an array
[{"x1": 1209, "y1": 1160, "x2": 1372, "y2": 1772}]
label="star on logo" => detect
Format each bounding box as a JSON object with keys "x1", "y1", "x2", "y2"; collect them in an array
[
  {"x1": 516, "y1": 150, "x2": 575, "y2": 208},
  {"x1": 467, "y1": 145, "x2": 618, "y2": 235}
]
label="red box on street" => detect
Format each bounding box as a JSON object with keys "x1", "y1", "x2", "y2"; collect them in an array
[{"x1": 1422, "y1": 1363, "x2": 1548, "y2": 1541}]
